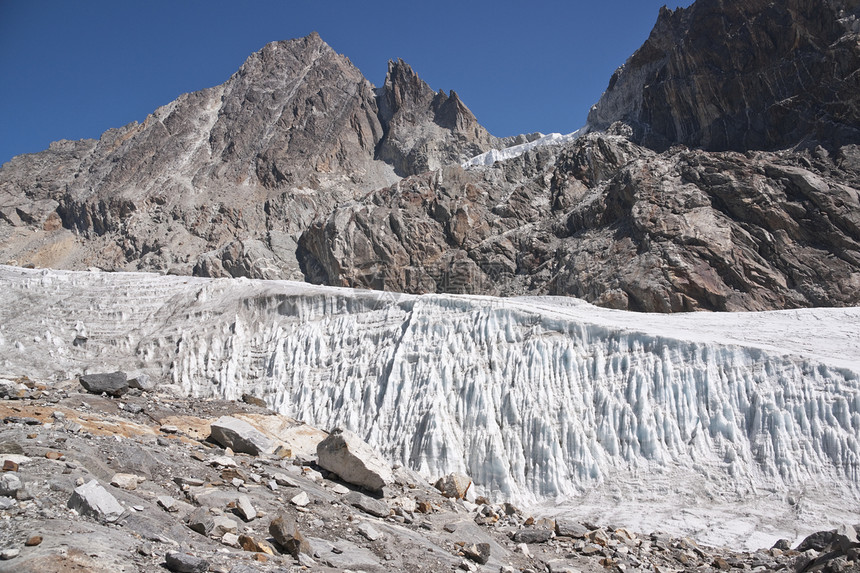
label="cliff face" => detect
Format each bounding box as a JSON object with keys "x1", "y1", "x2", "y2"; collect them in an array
[
  {"x1": 588, "y1": 0, "x2": 860, "y2": 152},
  {"x1": 298, "y1": 132, "x2": 860, "y2": 312},
  {"x1": 376, "y1": 59, "x2": 500, "y2": 176},
  {"x1": 0, "y1": 34, "x2": 498, "y2": 279}
]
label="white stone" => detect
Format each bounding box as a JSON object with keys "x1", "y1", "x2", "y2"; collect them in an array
[
  {"x1": 236, "y1": 495, "x2": 256, "y2": 521},
  {"x1": 110, "y1": 472, "x2": 141, "y2": 490},
  {"x1": 67, "y1": 479, "x2": 125, "y2": 522},
  {"x1": 290, "y1": 491, "x2": 310, "y2": 507},
  {"x1": 209, "y1": 416, "x2": 274, "y2": 456}
]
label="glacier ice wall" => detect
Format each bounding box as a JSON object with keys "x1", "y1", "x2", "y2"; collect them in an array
[{"x1": 1, "y1": 266, "x2": 859, "y2": 510}]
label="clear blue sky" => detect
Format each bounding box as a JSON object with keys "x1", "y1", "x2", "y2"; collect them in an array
[{"x1": 0, "y1": 0, "x2": 694, "y2": 166}]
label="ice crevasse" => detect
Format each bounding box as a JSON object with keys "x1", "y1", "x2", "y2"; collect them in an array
[{"x1": 1, "y1": 266, "x2": 859, "y2": 511}]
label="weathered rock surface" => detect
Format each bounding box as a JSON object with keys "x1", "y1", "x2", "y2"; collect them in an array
[
  {"x1": 376, "y1": 59, "x2": 499, "y2": 177},
  {"x1": 316, "y1": 428, "x2": 394, "y2": 492},
  {"x1": 299, "y1": 132, "x2": 860, "y2": 311},
  {"x1": 0, "y1": 34, "x2": 501, "y2": 282},
  {"x1": 588, "y1": 0, "x2": 860, "y2": 152},
  {"x1": 79, "y1": 372, "x2": 128, "y2": 397},
  {"x1": 67, "y1": 479, "x2": 125, "y2": 523},
  {"x1": 434, "y1": 473, "x2": 472, "y2": 500},
  {"x1": 209, "y1": 416, "x2": 274, "y2": 456}
]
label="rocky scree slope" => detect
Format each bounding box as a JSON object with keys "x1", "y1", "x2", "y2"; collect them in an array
[
  {"x1": 0, "y1": 33, "x2": 500, "y2": 280},
  {"x1": 3, "y1": 378, "x2": 854, "y2": 573}
]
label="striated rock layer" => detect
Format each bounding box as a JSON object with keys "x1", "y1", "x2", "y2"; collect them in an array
[{"x1": 587, "y1": 0, "x2": 860, "y2": 152}]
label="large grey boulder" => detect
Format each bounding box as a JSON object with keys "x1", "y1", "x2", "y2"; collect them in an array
[
  {"x1": 165, "y1": 551, "x2": 209, "y2": 573},
  {"x1": 316, "y1": 428, "x2": 394, "y2": 492},
  {"x1": 67, "y1": 479, "x2": 125, "y2": 522},
  {"x1": 79, "y1": 372, "x2": 128, "y2": 397},
  {"x1": 208, "y1": 416, "x2": 274, "y2": 456}
]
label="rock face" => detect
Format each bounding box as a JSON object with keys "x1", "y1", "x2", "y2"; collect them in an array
[
  {"x1": 587, "y1": 0, "x2": 860, "y2": 152},
  {"x1": 299, "y1": 132, "x2": 860, "y2": 311},
  {"x1": 376, "y1": 59, "x2": 500, "y2": 176},
  {"x1": 0, "y1": 33, "x2": 498, "y2": 280}
]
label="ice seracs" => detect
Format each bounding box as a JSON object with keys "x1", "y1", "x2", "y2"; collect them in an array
[
  {"x1": 1, "y1": 265, "x2": 859, "y2": 548},
  {"x1": 462, "y1": 129, "x2": 584, "y2": 167}
]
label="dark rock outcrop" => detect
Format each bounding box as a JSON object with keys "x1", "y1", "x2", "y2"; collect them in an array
[
  {"x1": 588, "y1": 0, "x2": 860, "y2": 152},
  {"x1": 299, "y1": 132, "x2": 860, "y2": 312}
]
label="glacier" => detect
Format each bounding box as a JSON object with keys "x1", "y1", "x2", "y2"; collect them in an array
[
  {"x1": 462, "y1": 129, "x2": 584, "y2": 167},
  {"x1": 1, "y1": 265, "x2": 859, "y2": 548}
]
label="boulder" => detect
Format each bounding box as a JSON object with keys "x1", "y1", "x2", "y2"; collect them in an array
[
  {"x1": 208, "y1": 416, "x2": 274, "y2": 456},
  {"x1": 462, "y1": 542, "x2": 490, "y2": 565},
  {"x1": 434, "y1": 472, "x2": 472, "y2": 499},
  {"x1": 79, "y1": 372, "x2": 128, "y2": 397},
  {"x1": 0, "y1": 473, "x2": 22, "y2": 497},
  {"x1": 186, "y1": 507, "x2": 214, "y2": 536},
  {"x1": 513, "y1": 527, "x2": 553, "y2": 544},
  {"x1": 342, "y1": 491, "x2": 390, "y2": 518},
  {"x1": 316, "y1": 428, "x2": 394, "y2": 492},
  {"x1": 235, "y1": 495, "x2": 256, "y2": 521},
  {"x1": 556, "y1": 519, "x2": 588, "y2": 538},
  {"x1": 127, "y1": 372, "x2": 155, "y2": 391},
  {"x1": 165, "y1": 551, "x2": 209, "y2": 573},
  {"x1": 67, "y1": 479, "x2": 125, "y2": 522},
  {"x1": 270, "y1": 515, "x2": 311, "y2": 557}
]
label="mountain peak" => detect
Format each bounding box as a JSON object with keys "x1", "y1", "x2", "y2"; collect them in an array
[{"x1": 588, "y1": 0, "x2": 860, "y2": 151}]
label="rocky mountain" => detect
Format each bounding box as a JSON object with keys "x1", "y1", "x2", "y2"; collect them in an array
[
  {"x1": 0, "y1": 33, "x2": 500, "y2": 280},
  {"x1": 299, "y1": 130, "x2": 860, "y2": 312},
  {"x1": 587, "y1": 0, "x2": 860, "y2": 152},
  {"x1": 3, "y1": 0, "x2": 860, "y2": 313}
]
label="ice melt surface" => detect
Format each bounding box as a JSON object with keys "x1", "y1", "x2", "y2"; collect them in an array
[{"x1": 1, "y1": 265, "x2": 858, "y2": 549}]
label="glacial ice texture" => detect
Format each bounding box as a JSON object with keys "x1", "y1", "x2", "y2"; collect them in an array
[{"x1": 1, "y1": 266, "x2": 859, "y2": 547}]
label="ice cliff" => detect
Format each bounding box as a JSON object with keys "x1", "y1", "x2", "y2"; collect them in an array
[{"x1": 2, "y1": 266, "x2": 859, "y2": 544}]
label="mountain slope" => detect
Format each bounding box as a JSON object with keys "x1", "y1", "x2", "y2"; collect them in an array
[
  {"x1": 0, "y1": 34, "x2": 499, "y2": 280},
  {"x1": 587, "y1": 0, "x2": 860, "y2": 151}
]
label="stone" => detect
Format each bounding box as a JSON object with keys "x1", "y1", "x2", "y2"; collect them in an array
[
  {"x1": 208, "y1": 416, "x2": 274, "y2": 456},
  {"x1": 546, "y1": 561, "x2": 581, "y2": 573},
  {"x1": 357, "y1": 522, "x2": 384, "y2": 541},
  {"x1": 462, "y1": 542, "x2": 490, "y2": 565},
  {"x1": 67, "y1": 479, "x2": 125, "y2": 522},
  {"x1": 212, "y1": 515, "x2": 238, "y2": 536},
  {"x1": 772, "y1": 539, "x2": 792, "y2": 551},
  {"x1": 269, "y1": 514, "x2": 311, "y2": 557},
  {"x1": 157, "y1": 495, "x2": 179, "y2": 512},
  {"x1": 236, "y1": 495, "x2": 257, "y2": 521},
  {"x1": 342, "y1": 491, "x2": 390, "y2": 518},
  {"x1": 165, "y1": 551, "x2": 209, "y2": 573},
  {"x1": 290, "y1": 491, "x2": 310, "y2": 507},
  {"x1": 25, "y1": 535, "x2": 42, "y2": 546},
  {"x1": 833, "y1": 524, "x2": 859, "y2": 553},
  {"x1": 0, "y1": 548, "x2": 19, "y2": 560},
  {"x1": 128, "y1": 372, "x2": 155, "y2": 391},
  {"x1": 316, "y1": 428, "x2": 394, "y2": 492},
  {"x1": 79, "y1": 372, "x2": 128, "y2": 397},
  {"x1": 110, "y1": 472, "x2": 140, "y2": 490},
  {"x1": 222, "y1": 532, "x2": 241, "y2": 548},
  {"x1": 239, "y1": 534, "x2": 274, "y2": 555},
  {"x1": 797, "y1": 530, "x2": 836, "y2": 552},
  {"x1": 187, "y1": 507, "x2": 214, "y2": 535},
  {"x1": 434, "y1": 473, "x2": 472, "y2": 499},
  {"x1": 556, "y1": 519, "x2": 588, "y2": 538},
  {"x1": 0, "y1": 473, "x2": 22, "y2": 497},
  {"x1": 513, "y1": 527, "x2": 553, "y2": 544}
]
